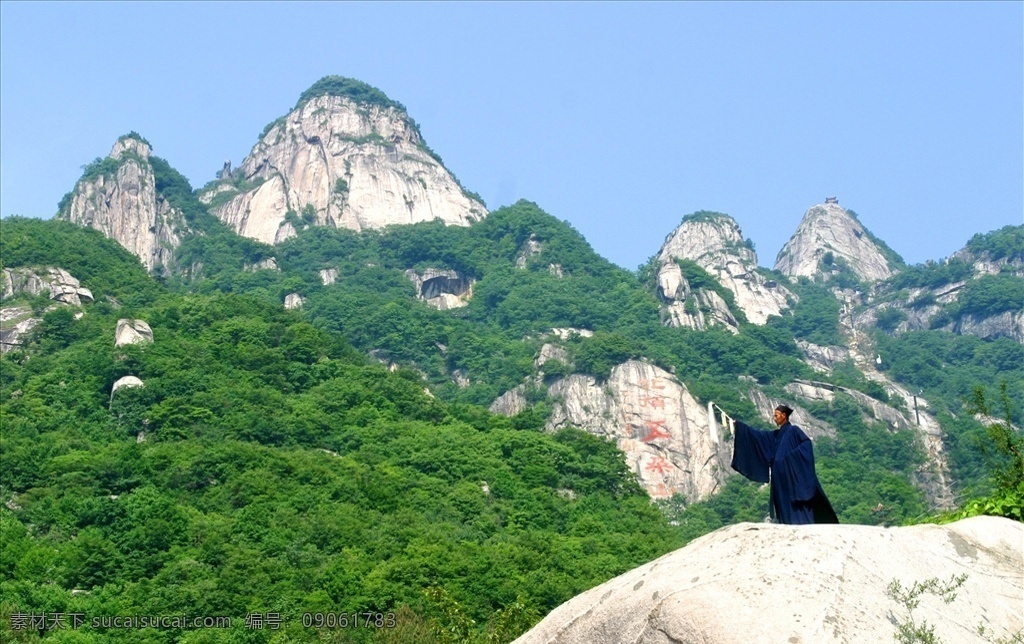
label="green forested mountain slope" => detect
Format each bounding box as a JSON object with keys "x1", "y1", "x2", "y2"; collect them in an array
[{"x1": 1, "y1": 222, "x2": 685, "y2": 641}]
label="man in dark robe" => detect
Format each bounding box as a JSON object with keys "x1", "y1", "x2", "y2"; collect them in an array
[{"x1": 731, "y1": 404, "x2": 838, "y2": 524}]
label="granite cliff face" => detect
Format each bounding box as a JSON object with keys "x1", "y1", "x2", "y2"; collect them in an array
[
  {"x1": 201, "y1": 79, "x2": 486, "y2": 244},
  {"x1": 657, "y1": 212, "x2": 793, "y2": 327},
  {"x1": 58, "y1": 135, "x2": 184, "y2": 274},
  {"x1": 782, "y1": 378, "x2": 954, "y2": 510},
  {"x1": 854, "y1": 226, "x2": 1024, "y2": 343},
  {"x1": 514, "y1": 516, "x2": 1023, "y2": 644},
  {"x1": 776, "y1": 201, "x2": 899, "y2": 283},
  {"x1": 1, "y1": 267, "x2": 93, "y2": 353},
  {"x1": 656, "y1": 261, "x2": 739, "y2": 332},
  {"x1": 546, "y1": 360, "x2": 731, "y2": 501},
  {"x1": 404, "y1": 268, "x2": 474, "y2": 310}
]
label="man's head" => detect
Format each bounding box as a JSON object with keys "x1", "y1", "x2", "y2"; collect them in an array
[{"x1": 773, "y1": 404, "x2": 794, "y2": 427}]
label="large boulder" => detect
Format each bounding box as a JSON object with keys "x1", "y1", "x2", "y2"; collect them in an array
[
  {"x1": 515, "y1": 516, "x2": 1023, "y2": 644},
  {"x1": 111, "y1": 375, "x2": 144, "y2": 395},
  {"x1": 115, "y1": 319, "x2": 154, "y2": 347}
]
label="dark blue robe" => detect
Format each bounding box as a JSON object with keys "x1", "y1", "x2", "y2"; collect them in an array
[{"x1": 731, "y1": 420, "x2": 838, "y2": 525}]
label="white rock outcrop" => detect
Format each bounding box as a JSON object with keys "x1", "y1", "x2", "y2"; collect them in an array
[
  {"x1": 204, "y1": 90, "x2": 486, "y2": 244},
  {"x1": 1, "y1": 267, "x2": 94, "y2": 353},
  {"x1": 404, "y1": 268, "x2": 474, "y2": 310},
  {"x1": 0, "y1": 306, "x2": 40, "y2": 354},
  {"x1": 776, "y1": 202, "x2": 898, "y2": 282},
  {"x1": 795, "y1": 340, "x2": 849, "y2": 374},
  {"x1": 284, "y1": 293, "x2": 304, "y2": 309},
  {"x1": 490, "y1": 385, "x2": 530, "y2": 417},
  {"x1": 114, "y1": 319, "x2": 153, "y2": 347},
  {"x1": 516, "y1": 234, "x2": 543, "y2": 268},
  {"x1": 60, "y1": 136, "x2": 184, "y2": 274},
  {"x1": 546, "y1": 360, "x2": 730, "y2": 501},
  {"x1": 319, "y1": 268, "x2": 339, "y2": 285},
  {"x1": 111, "y1": 376, "x2": 144, "y2": 395},
  {"x1": 2, "y1": 267, "x2": 94, "y2": 306},
  {"x1": 657, "y1": 213, "x2": 793, "y2": 325},
  {"x1": 547, "y1": 328, "x2": 594, "y2": 340},
  {"x1": 515, "y1": 516, "x2": 1023, "y2": 644},
  {"x1": 244, "y1": 257, "x2": 279, "y2": 272},
  {"x1": 783, "y1": 379, "x2": 954, "y2": 510},
  {"x1": 955, "y1": 311, "x2": 1024, "y2": 343}
]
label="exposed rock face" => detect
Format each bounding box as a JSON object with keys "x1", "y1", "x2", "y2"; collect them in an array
[
  {"x1": 284, "y1": 293, "x2": 304, "y2": 309},
  {"x1": 490, "y1": 385, "x2": 530, "y2": 416},
  {"x1": 743, "y1": 383, "x2": 836, "y2": 439},
  {"x1": 657, "y1": 213, "x2": 793, "y2": 325},
  {"x1": 111, "y1": 375, "x2": 144, "y2": 395},
  {"x1": 656, "y1": 260, "x2": 739, "y2": 331},
  {"x1": 203, "y1": 91, "x2": 486, "y2": 244},
  {"x1": 319, "y1": 268, "x2": 338, "y2": 285},
  {"x1": 514, "y1": 516, "x2": 1023, "y2": 644},
  {"x1": 404, "y1": 268, "x2": 473, "y2": 310},
  {"x1": 546, "y1": 360, "x2": 729, "y2": 501},
  {"x1": 955, "y1": 311, "x2": 1024, "y2": 343},
  {"x1": 660, "y1": 285, "x2": 739, "y2": 333},
  {"x1": 515, "y1": 234, "x2": 543, "y2": 268},
  {"x1": 59, "y1": 136, "x2": 184, "y2": 274},
  {"x1": 115, "y1": 319, "x2": 153, "y2": 347},
  {"x1": 795, "y1": 340, "x2": 848, "y2": 374},
  {"x1": 0, "y1": 306, "x2": 40, "y2": 354},
  {"x1": 535, "y1": 343, "x2": 570, "y2": 369},
  {"x1": 548, "y1": 328, "x2": 593, "y2": 340},
  {"x1": 853, "y1": 227, "x2": 1023, "y2": 343},
  {"x1": 244, "y1": 257, "x2": 279, "y2": 272},
  {"x1": 1, "y1": 267, "x2": 94, "y2": 353},
  {"x1": 783, "y1": 378, "x2": 954, "y2": 510},
  {"x1": 2, "y1": 267, "x2": 94, "y2": 306},
  {"x1": 776, "y1": 202, "x2": 898, "y2": 282}
]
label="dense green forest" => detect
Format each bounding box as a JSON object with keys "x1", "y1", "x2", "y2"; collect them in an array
[{"x1": 2, "y1": 169, "x2": 1022, "y2": 641}]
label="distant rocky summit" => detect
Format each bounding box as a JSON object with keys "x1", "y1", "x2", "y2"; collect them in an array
[
  {"x1": 515, "y1": 516, "x2": 1023, "y2": 644},
  {"x1": 200, "y1": 76, "x2": 487, "y2": 244},
  {"x1": 57, "y1": 134, "x2": 185, "y2": 275},
  {"x1": 656, "y1": 212, "x2": 793, "y2": 329},
  {"x1": 776, "y1": 201, "x2": 902, "y2": 282}
]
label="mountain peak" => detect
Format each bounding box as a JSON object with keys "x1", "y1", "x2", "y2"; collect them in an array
[
  {"x1": 200, "y1": 77, "x2": 486, "y2": 244},
  {"x1": 775, "y1": 201, "x2": 902, "y2": 283},
  {"x1": 111, "y1": 132, "x2": 152, "y2": 161},
  {"x1": 57, "y1": 134, "x2": 183, "y2": 274},
  {"x1": 295, "y1": 75, "x2": 406, "y2": 113},
  {"x1": 655, "y1": 211, "x2": 792, "y2": 326}
]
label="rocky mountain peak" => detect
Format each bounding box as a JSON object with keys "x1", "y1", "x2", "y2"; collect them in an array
[
  {"x1": 775, "y1": 201, "x2": 901, "y2": 283},
  {"x1": 110, "y1": 133, "x2": 152, "y2": 162},
  {"x1": 656, "y1": 211, "x2": 793, "y2": 326},
  {"x1": 658, "y1": 211, "x2": 756, "y2": 266},
  {"x1": 58, "y1": 133, "x2": 183, "y2": 275},
  {"x1": 200, "y1": 76, "x2": 487, "y2": 244}
]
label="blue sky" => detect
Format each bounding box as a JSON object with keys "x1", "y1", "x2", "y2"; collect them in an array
[{"x1": 1, "y1": 2, "x2": 1021, "y2": 270}]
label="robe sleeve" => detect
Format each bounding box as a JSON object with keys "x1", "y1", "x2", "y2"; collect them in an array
[
  {"x1": 776, "y1": 431, "x2": 818, "y2": 502},
  {"x1": 731, "y1": 420, "x2": 774, "y2": 483}
]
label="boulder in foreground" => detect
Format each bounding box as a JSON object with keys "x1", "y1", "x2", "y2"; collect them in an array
[{"x1": 515, "y1": 516, "x2": 1023, "y2": 644}]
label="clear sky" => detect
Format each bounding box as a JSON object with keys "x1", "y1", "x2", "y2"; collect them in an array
[{"x1": 2, "y1": 2, "x2": 1021, "y2": 270}]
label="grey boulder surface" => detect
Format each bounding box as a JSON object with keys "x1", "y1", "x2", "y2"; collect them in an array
[{"x1": 514, "y1": 516, "x2": 1023, "y2": 644}]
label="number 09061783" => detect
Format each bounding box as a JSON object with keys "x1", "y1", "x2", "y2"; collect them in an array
[{"x1": 301, "y1": 612, "x2": 397, "y2": 629}]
